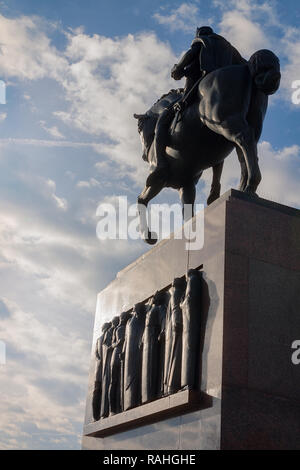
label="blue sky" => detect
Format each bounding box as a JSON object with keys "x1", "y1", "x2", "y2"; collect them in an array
[{"x1": 0, "y1": 0, "x2": 299, "y2": 449}]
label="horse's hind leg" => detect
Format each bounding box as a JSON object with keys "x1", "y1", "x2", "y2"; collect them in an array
[
  {"x1": 236, "y1": 146, "x2": 248, "y2": 191},
  {"x1": 207, "y1": 162, "x2": 223, "y2": 205},
  {"x1": 235, "y1": 126, "x2": 261, "y2": 194},
  {"x1": 137, "y1": 181, "x2": 164, "y2": 245},
  {"x1": 220, "y1": 120, "x2": 261, "y2": 194}
]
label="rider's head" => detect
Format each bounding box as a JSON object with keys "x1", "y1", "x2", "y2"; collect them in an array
[{"x1": 196, "y1": 26, "x2": 214, "y2": 37}]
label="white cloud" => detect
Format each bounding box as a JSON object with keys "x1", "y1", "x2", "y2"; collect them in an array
[
  {"x1": 214, "y1": 0, "x2": 278, "y2": 25},
  {"x1": 0, "y1": 128, "x2": 147, "y2": 449},
  {"x1": 201, "y1": 142, "x2": 300, "y2": 209},
  {"x1": 218, "y1": 10, "x2": 270, "y2": 57},
  {"x1": 57, "y1": 32, "x2": 176, "y2": 181},
  {"x1": 0, "y1": 15, "x2": 67, "y2": 81},
  {"x1": 215, "y1": 0, "x2": 300, "y2": 100},
  {"x1": 0, "y1": 137, "x2": 102, "y2": 149},
  {"x1": 279, "y1": 27, "x2": 300, "y2": 101},
  {"x1": 77, "y1": 178, "x2": 101, "y2": 188},
  {"x1": 0, "y1": 296, "x2": 88, "y2": 448},
  {"x1": 0, "y1": 178, "x2": 145, "y2": 448},
  {"x1": 0, "y1": 14, "x2": 177, "y2": 182},
  {"x1": 18, "y1": 173, "x2": 69, "y2": 211},
  {"x1": 152, "y1": 0, "x2": 300, "y2": 103},
  {"x1": 1, "y1": 5, "x2": 298, "y2": 188},
  {"x1": 153, "y1": 0, "x2": 271, "y2": 58},
  {"x1": 0, "y1": 218, "x2": 91, "y2": 447},
  {"x1": 153, "y1": 3, "x2": 203, "y2": 33},
  {"x1": 256, "y1": 142, "x2": 300, "y2": 206},
  {"x1": 39, "y1": 121, "x2": 65, "y2": 139}
]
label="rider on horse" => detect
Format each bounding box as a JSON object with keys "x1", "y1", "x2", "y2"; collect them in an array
[{"x1": 147, "y1": 26, "x2": 246, "y2": 185}]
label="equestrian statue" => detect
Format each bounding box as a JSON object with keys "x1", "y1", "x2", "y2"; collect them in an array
[{"x1": 134, "y1": 26, "x2": 281, "y2": 244}]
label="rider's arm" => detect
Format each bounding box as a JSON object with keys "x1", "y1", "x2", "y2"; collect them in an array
[
  {"x1": 171, "y1": 43, "x2": 201, "y2": 79},
  {"x1": 177, "y1": 43, "x2": 201, "y2": 70}
]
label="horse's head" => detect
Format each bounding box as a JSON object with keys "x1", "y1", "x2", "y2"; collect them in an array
[
  {"x1": 134, "y1": 89, "x2": 184, "y2": 164},
  {"x1": 248, "y1": 49, "x2": 281, "y2": 95},
  {"x1": 133, "y1": 113, "x2": 146, "y2": 133},
  {"x1": 134, "y1": 113, "x2": 150, "y2": 162},
  {"x1": 134, "y1": 113, "x2": 156, "y2": 163}
]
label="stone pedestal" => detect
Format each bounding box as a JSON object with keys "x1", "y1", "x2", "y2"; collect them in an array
[{"x1": 82, "y1": 189, "x2": 300, "y2": 450}]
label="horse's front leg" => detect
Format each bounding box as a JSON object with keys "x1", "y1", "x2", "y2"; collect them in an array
[
  {"x1": 138, "y1": 181, "x2": 164, "y2": 245},
  {"x1": 207, "y1": 162, "x2": 223, "y2": 205},
  {"x1": 179, "y1": 180, "x2": 197, "y2": 222}
]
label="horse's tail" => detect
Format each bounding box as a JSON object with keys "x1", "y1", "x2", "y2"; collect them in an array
[{"x1": 248, "y1": 49, "x2": 281, "y2": 95}]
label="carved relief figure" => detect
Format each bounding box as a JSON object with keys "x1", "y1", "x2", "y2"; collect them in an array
[
  {"x1": 163, "y1": 291, "x2": 172, "y2": 396},
  {"x1": 123, "y1": 302, "x2": 146, "y2": 411},
  {"x1": 100, "y1": 318, "x2": 116, "y2": 418},
  {"x1": 141, "y1": 292, "x2": 164, "y2": 404},
  {"x1": 109, "y1": 312, "x2": 131, "y2": 415},
  {"x1": 181, "y1": 269, "x2": 202, "y2": 390},
  {"x1": 92, "y1": 269, "x2": 203, "y2": 421},
  {"x1": 164, "y1": 277, "x2": 186, "y2": 395},
  {"x1": 156, "y1": 291, "x2": 170, "y2": 397},
  {"x1": 92, "y1": 322, "x2": 111, "y2": 421}
]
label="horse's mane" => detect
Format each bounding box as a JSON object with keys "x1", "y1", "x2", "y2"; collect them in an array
[
  {"x1": 152, "y1": 88, "x2": 183, "y2": 107},
  {"x1": 134, "y1": 88, "x2": 183, "y2": 135},
  {"x1": 146, "y1": 88, "x2": 183, "y2": 117}
]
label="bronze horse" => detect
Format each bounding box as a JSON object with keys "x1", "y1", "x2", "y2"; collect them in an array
[{"x1": 135, "y1": 49, "x2": 280, "y2": 244}]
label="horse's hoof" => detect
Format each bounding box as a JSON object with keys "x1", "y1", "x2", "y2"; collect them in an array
[
  {"x1": 244, "y1": 187, "x2": 259, "y2": 197},
  {"x1": 144, "y1": 231, "x2": 158, "y2": 245},
  {"x1": 238, "y1": 182, "x2": 247, "y2": 191},
  {"x1": 207, "y1": 192, "x2": 220, "y2": 205},
  {"x1": 146, "y1": 167, "x2": 168, "y2": 186}
]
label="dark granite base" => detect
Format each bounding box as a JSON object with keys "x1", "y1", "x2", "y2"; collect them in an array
[
  {"x1": 82, "y1": 189, "x2": 300, "y2": 450},
  {"x1": 84, "y1": 390, "x2": 211, "y2": 438}
]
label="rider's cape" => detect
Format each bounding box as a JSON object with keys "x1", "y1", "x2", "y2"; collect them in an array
[{"x1": 191, "y1": 33, "x2": 246, "y2": 73}]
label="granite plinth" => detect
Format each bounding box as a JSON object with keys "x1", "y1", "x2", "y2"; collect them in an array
[
  {"x1": 84, "y1": 390, "x2": 211, "y2": 438},
  {"x1": 82, "y1": 189, "x2": 300, "y2": 450}
]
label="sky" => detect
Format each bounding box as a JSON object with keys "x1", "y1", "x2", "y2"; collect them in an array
[{"x1": 0, "y1": 0, "x2": 299, "y2": 450}]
